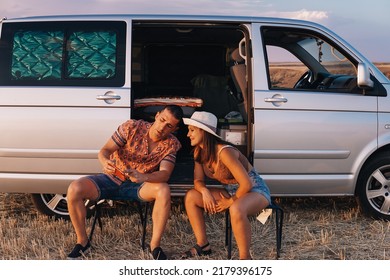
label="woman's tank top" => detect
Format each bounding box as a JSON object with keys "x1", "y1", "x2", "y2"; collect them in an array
[{"x1": 202, "y1": 145, "x2": 251, "y2": 184}]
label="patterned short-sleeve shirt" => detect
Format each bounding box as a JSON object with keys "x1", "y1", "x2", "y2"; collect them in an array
[{"x1": 110, "y1": 119, "x2": 181, "y2": 174}]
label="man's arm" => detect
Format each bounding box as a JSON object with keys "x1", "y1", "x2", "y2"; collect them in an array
[
  {"x1": 98, "y1": 138, "x2": 120, "y2": 174},
  {"x1": 125, "y1": 157, "x2": 175, "y2": 183}
]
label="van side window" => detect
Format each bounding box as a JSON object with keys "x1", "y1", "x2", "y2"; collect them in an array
[
  {"x1": 265, "y1": 45, "x2": 307, "y2": 88},
  {"x1": 0, "y1": 21, "x2": 126, "y2": 86},
  {"x1": 66, "y1": 31, "x2": 117, "y2": 79},
  {"x1": 262, "y1": 27, "x2": 360, "y2": 94},
  {"x1": 12, "y1": 30, "x2": 64, "y2": 80}
]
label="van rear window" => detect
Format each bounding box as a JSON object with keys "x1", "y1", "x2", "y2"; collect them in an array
[
  {"x1": 0, "y1": 21, "x2": 126, "y2": 87},
  {"x1": 12, "y1": 30, "x2": 64, "y2": 80},
  {"x1": 67, "y1": 31, "x2": 117, "y2": 79}
]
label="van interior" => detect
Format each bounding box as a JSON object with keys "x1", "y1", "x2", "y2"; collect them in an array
[{"x1": 131, "y1": 22, "x2": 249, "y2": 185}]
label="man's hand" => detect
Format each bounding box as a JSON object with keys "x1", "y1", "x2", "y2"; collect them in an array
[
  {"x1": 103, "y1": 160, "x2": 116, "y2": 174},
  {"x1": 125, "y1": 169, "x2": 148, "y2": 183},
  {"x1": 106, "y1": 162, "x2": 126, "y2": 181}
]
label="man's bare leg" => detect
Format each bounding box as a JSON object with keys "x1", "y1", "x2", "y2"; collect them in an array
[
  {"x1": 67, "y1": 177, "x2": 99, "y2": 246},
  {"x1": 139, "y1": 182, "x2": 171, "y2": 251}
]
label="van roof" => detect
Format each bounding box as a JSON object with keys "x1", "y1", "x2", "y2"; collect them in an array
[{"x1": 3, "y1": 13, "x2": 320, "y2": 27}]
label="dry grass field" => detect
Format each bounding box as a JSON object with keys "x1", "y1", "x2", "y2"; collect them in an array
[
  {"x1": 376, "y1": 63, "x2": 390, "y2": 79},
  {"x1": 0, "y1": 63, "x2": 389, "y2": 260},
  {"x1": 1, "y1": 193, "x2": 390, "y2": 260}
]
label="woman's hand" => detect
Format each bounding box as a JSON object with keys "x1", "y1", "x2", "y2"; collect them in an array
[
  {"x1": 216, "y1": 192, "x2": 234, "y2": 212},
  {"x1": 201, "y1": 189, "x2": 217, "y2": 214}
]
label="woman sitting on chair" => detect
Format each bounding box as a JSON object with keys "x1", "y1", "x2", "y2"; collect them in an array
[{"x1": 182, "y1": 111, "x2": 271, "y2": 260}]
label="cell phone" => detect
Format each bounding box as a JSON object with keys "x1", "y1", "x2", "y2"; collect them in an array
[{"x1": 108, "y1": 163, "x2": 126, "y2": 181}]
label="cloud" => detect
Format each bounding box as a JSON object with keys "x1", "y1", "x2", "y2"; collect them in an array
[
  {"x1": 292, "y1": 9, "x2": 329, "y2": 21},
  {"x1": 264, "y1": 9, "x2": 329, "y2": 22}
]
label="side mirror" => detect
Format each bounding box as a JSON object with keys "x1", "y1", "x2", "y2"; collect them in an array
[{"x1": 357, "y1": 63, "x2": 374, "y2": 89}]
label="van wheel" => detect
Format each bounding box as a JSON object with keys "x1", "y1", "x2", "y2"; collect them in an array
[
  {"x1": 357, "y1": 153, "x2": 390, "y2": 221},
  {"x1": 31, "y1": 193, "x2": 70, "y2": 219}
]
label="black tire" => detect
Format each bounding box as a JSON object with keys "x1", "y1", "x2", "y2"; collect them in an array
[
  {"x1": 357, "y1": 153, "x2": 390, "y2": 221},
  {"x1": 31, "y1": 193, "x2": 70, "y2": 219}
]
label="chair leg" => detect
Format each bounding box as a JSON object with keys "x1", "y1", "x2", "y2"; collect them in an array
[
  {"x1": 276, "y1": 206, "x2": 284, "y2": 258},
  {"x1": 88, "y1": 202, "x2": 103, "y2": 242},
  {"x1": 269, "y1": 202, "x2": 284, "y2": 259},
  {"x1": 136, "y1": 201, "x2": 149, "y2": 250},
  {"x1": 225, "y1": 210, "x2": 232, "y2": 259}
]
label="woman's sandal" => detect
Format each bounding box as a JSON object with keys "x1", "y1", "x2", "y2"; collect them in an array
[{"x1": 181, "y1": 243, "x2": 212, "y2": 259}]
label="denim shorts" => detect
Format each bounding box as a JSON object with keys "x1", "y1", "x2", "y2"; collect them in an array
[
  {"x1": 224, "y1": 168, "x2": 271, "y2": 204},
  {"x1": 86, "y1": 174, "x2": 146, "y2": 202}
]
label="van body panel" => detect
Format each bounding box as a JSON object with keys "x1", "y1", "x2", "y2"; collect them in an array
[
  {"x1": 0, "y1": 97, "x2": 130, "y2": 175},
  {"x1": 378, "y1": 85, "x2": 390, "y2": 148},
  {"x1": 0, "y1": 173, "x2": 86, "y2": 193}
]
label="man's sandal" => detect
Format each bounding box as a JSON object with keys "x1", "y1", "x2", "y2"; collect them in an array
[{"x1": 181, "y1": 243, "x2": 212, "y2": 259}]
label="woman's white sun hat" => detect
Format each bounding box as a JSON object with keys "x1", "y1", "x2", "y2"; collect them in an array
[{"x1": 183, "y1": 111, "x2": 222, "y2": 139}]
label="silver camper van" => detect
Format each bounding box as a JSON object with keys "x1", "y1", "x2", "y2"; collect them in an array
[{"x1": 0, "y1": 15, "x2": 389, "y2": 220}]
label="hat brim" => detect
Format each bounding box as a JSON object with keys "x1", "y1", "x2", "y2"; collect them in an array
[{"x1": 183, "y1": 118, "x2": 222, "y2": 139}]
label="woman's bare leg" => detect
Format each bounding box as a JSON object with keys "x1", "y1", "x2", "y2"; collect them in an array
[{"x1": 229, "y1": 193, "x2": 269, "y2": 259}]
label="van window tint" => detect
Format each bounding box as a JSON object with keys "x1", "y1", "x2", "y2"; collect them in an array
[
  {"x1": 0, "y1": 21, "x2": 126, "y2": 86},
  {"x1": 67, "y1": 31, "x2": 116, "y2": 79},
  {"x1": 12, "y1": 30, "x2": 64, "y2": 80}
]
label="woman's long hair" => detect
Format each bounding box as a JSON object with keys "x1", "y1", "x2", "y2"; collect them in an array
[{"x1": 193, "y1": 129, "x2": 231, "y2": 166}]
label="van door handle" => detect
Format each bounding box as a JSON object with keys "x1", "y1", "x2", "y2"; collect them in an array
[
  {"x1": 96, "y1": 91, "x2": 121, "y2": 104},
  {"x1": 264, "y1": 97, "x2": 288, "y2": 103},
  {"x1": 96, "y1": 95, "x2": 121, "y2": 100},
  {"x1": 264, "y1": 94, "x2": 287, "y2": 106}
]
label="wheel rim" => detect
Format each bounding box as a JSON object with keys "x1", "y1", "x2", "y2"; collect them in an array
[
  {"x1": 366, "y1": 164, "x2": 390, "y2": 215},
  {"x1": 39, "y1": 193, "x2": 69, "y2": 216}
]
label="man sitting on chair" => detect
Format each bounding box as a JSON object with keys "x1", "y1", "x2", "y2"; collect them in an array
[{"x1": 66, "y1": 105, "x2": 183, "y2": 260}]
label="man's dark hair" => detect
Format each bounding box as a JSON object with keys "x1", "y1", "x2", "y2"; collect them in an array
[{"x1": 163, "y1": 105, "x2": 184, "y2": 122}]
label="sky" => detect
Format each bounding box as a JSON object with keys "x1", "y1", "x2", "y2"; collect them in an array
[{"x1": 1, "y1": 0, "x2": 389, "y2": 62}]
